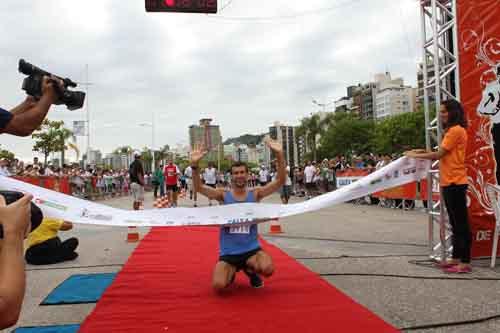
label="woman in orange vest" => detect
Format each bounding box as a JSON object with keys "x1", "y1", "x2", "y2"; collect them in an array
[{"x1": 406, "y1": 100, "x2": 471, "y2": 273}]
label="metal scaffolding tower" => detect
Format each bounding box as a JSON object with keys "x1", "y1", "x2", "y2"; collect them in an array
[{"x1": 419, "y1": 0, "x2": 461, "y2": 260}]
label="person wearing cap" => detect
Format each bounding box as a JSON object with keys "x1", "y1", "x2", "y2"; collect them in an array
[
  {"x1": 25, "y1": 218, "x2": 78, "y2": 265},
  {"x1": 129, "y1": 153, "x2": 145, "y2": 210}
]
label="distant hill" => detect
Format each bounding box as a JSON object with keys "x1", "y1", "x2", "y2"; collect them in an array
[{"x1": 223, "y1": 134, "x2": 266, "y2": 146}]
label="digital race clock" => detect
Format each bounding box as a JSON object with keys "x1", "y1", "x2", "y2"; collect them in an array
[{"x1": 145, "y1": 0, "x2": 217, "y2": 14}]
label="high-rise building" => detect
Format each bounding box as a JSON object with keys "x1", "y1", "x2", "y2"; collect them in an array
[
  {"x1": 417, "y1": 60, "x2": 436, "y2": 108},
  {"x1": 269, "y1": 122, "x2": 301, "y2": 168},
  {"x1": 87, "y1": 149, "x2": 102, "y2": 166},
  {"x1": 189, "y1": 118, "x2": 223, "y2": 162},
  {"x1": 375, "y1": 86, "x2": 416, "y2": 120}
]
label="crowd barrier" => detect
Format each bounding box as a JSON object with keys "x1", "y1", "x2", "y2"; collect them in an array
[
  {"x1": 12, "y1": 176, "x2": 143, "y2": 200},
  {"x1": 336, "y1": 168, "x2": 439, "y2": 203}
]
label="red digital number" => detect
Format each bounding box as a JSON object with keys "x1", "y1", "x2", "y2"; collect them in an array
[
  {"x1": 164, "y1": 0, "x2": 175, "y2": 6},
  {"x1": 206, "y1": 0, "x2": 216, "y2": 8}
]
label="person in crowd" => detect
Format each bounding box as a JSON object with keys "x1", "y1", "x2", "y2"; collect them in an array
[
  {"x1": 129, "y1": 153, "x2": 145, "y2": 210},
  {"x1": 153, "y1": 164, "x2": 165, "y2": 199},
  {"x1": 184, "y1": 165, "x2": 198, "y2": 207},
  {"x1": 203, "y1": 162, "x2": 218, "y2": 206},
  {"x1": 280, "y1": 164, "x2": 292, "y2": 204},
  {"x1": 304, "y1": 161, "x2": 316, "y2": 199},
  {"x1": 25, "y1": 218, "x2": 78, "y2": 265},
  {"x1": 405, "y1": 100, "x2": 471, "y2": 273},
  {"x1": 0, "y1": 159, "x2": 11, "y2": 177},
  {"x1": 164, "y1": 157, "x2": 181, "y2": 208},
  {"x1": 258, "y1": 165, "x2": 269, "y2": 187}
]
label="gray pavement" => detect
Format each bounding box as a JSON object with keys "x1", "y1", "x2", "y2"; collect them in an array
[{"x1": 6, "y1": 192, "x2": 500, "y2": 332}]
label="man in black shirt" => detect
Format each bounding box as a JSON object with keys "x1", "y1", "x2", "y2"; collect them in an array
[{"x1": 129, "y1": 153, "x2": 145, "y2": 210}]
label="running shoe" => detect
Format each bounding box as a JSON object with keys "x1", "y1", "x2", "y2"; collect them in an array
[{"x1": 244, "y1": 270, "x2": 264, "y2": 288}]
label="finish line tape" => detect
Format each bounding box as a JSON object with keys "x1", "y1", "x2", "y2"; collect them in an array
[{"x1": 0, "y1": 157, "x2": 430, "y2": 227}]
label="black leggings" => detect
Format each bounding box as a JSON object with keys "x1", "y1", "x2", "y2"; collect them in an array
[
  {"x1": 442, "y1": 184, "x2": 471, "y2": 263},
  {"x1": 25, "y1": 237, "x2": 79, "y2": 265}
]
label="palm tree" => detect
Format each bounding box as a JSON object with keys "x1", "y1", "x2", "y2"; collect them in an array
[
  {"x1": 57, "y1": 127, "x2": 76, "y2": 167},
  {"x1": 297, "y1": 114, "x2": 322, "y2": 162}
]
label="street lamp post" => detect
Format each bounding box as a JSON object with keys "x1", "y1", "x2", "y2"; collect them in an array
[
  {"x1": 139, "y1": 112, "x2": 155, "y2": 172},
  {"x1": 312, "y1": 98, "x2": 335, "y2": 113}
]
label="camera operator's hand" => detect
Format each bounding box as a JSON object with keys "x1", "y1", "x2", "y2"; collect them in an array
[
  {"x1": 41, "y1": 76, "x2": 62, "y2": 104},
  {"x1": 0, "y1": 193, "x2": 33, "y2": 239}
]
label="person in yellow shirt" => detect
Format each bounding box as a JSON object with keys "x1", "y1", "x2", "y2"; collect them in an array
[
  {"x1": 25, "y1": 218, "x2": 78, "y2": 265},
  {"x1": 405, "y1": 99, "x2": 471, "y2": 273}
]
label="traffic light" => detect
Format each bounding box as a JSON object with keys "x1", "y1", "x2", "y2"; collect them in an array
[{"x1": 145, "y1": 0, "x2": 217, "y2": 14}]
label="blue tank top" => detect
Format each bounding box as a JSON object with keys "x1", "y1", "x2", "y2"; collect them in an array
[{"x1": 220, "y1": 191, "x2": 260, "y2": 256}]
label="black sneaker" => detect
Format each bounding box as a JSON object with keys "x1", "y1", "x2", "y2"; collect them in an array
[{"x1": 244, "y1": 270, "x2": 263, "y2": 288}]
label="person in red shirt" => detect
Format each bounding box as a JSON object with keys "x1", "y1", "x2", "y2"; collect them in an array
[{"x1": 164, "y1": 157, "x2": 181, "y2": 207}]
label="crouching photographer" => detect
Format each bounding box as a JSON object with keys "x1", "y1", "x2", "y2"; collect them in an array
[{"x1": 0, "y1": 191, "x2": 42, "y2": 329}]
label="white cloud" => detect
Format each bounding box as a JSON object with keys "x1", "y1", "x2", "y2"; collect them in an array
[{"x1": 0, "y1": 0, "x2": 422, "y2": 162}]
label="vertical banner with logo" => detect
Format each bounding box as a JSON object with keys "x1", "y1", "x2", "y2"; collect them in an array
[
  {"x1": 457, "y1": 0, "x2": 500, "y2": 257},
  {"x1": 73, "y1": 121, "x2": 86, "y2": 136}
]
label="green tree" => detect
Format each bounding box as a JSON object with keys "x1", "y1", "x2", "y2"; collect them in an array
[
  {"x1": 113, "y1": 146, "x2": 133, "y2": 155},
  {"x1": 32, "y1": 119, "x2": 67, "y2": 165},
  {"x1": 318, "y1": 113, "x2": 375, "y2": 159},
  {"x1": 373, "y1": 111, "x2": 426, "y2": 154},
  {"x1": 296, "y1": 113, "x2": 322, "y2": 162},
  {"x1": 53, "y1": 125, "x2": 75, "y2": 167},
  {"x1": 0, "y1": 147, "x2": 15, "y2": 161}
]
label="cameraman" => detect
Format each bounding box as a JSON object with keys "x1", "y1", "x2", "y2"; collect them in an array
[
  {"x1": 0, "y1": 76, "x2": 60, "y2": 137},
  {"x1": 0, "y1": 193, "x2": 33, "y2": 329}
]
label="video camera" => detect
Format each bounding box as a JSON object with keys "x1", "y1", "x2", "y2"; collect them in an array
[
  {"x1": 18, "y1": 59, "x2": 86, "y2": 111},
  {"x1": 0, "y1": 191, "x2": 43, "y2": 239}
]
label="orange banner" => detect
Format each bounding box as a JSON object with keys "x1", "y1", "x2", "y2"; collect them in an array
[
  {"x1": 458, "y1": 0, "x2": 500, "y2": 257},
  {"x1": 373, "y1": 182, "x2": 417, "y2": 200},
  {"x1": 14, "y1": 176, "x2": 72, "y2": 195}
]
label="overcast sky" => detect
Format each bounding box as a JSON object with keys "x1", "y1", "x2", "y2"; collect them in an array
[{"x1": 0, "y1": 0, "x2": 421, "y2": 162}]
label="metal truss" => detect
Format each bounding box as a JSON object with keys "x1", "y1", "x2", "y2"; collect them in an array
[{"x1": 419, "y1": 0, "x2": 460, "y2": 261}]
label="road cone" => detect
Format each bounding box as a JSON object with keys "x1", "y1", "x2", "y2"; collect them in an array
[
  {"x1": 127, "y1": 226, "x2": 140, "y2": 242},
  {"x1": 269, "y1": 218, "x2": 283, "y2": 234}
]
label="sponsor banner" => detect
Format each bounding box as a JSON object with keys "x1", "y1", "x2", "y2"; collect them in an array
[
  {"x1": 457, "y1": 0, "x2": 500, "y2": 257},
  {"x1": 0, "y1": 157, "x2": 430, "y2": 227},
  {"x1": 419, "y1": 179, "x2": 440, "y2": 202},
  {"x1": 373, "y1": 182, "x2": 417, "y2": 200},
  {"x1": 336, "y1": 169, "x2": 370, "y2": 189}
]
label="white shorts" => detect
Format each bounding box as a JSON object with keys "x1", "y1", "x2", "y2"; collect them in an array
[{"x1": 130, "y1": 182, "x2": 144, "y2": 202}]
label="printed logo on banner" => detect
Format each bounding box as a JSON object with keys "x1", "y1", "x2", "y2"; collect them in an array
[
  {"x1": 476, "y1": 230, "x2": 492, "y2": 241},
  {"x1": 80, "y1": 208, "x2": 112, "y2": 221},
  {"x1": 403, "y1": 167, "x2": 417, "y2": 175},
  {"x1": 124, "y1": 219, "x2": 147, "y2": 225},
  {"x1": 34, "y1": 198, "x2": 68, "y2": 211}
]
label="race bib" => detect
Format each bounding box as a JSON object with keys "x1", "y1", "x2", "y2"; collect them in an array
[{"x1": 229, "y1": 225, "x2": 250, "y2": 234}]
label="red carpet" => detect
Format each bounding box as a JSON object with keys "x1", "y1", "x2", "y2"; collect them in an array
[{"x1": 79, "y1": 227, "x2": 398, "y2": 333}]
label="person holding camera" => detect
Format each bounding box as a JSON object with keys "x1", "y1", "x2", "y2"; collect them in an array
[
  {"x1": 0, "y1": 77, "x2": 61, "y2": 137},
  {"x1": 0, "y1": 193, "x2": 33, "y2": 329}
]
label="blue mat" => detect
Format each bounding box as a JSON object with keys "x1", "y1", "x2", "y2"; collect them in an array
[
  {"x1": 41, "y1": 273, "x2": 116, "y2": 305},
  {"x1": 12, "y1": 324, "x2": 80, "y2": 333}
]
